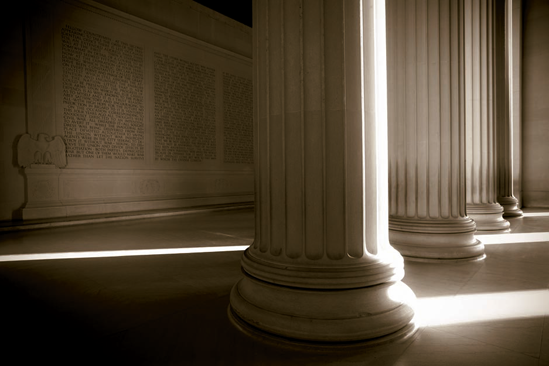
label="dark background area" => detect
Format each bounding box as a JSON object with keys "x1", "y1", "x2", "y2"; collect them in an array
[{"x1": 195, "y1": 0, "x2": 252, "y2": 27}]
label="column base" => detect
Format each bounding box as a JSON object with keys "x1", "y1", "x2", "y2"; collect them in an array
[
  {"x1": 497, "y1": 196, "x2": 524, "y2": 217},
  {"x1": 228, "y1": 304, "x2": 418, "y2": 350},
  {"x1": 389, "y1": 217, "x2": 485, "y2": 261},
  {"x1": 229, "y1": 272, "x2": 416, "y2": 343},
  {"x1": 467, "y1": 203, "x2": 510, "y2": 231},
  {"x1": 240, "y1": 247, "x2": 406, "y2": 289}
]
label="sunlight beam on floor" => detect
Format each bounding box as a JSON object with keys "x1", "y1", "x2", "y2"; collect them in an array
[
  {"x1": 522, "y1": 211, "x2": 549, "y2": 217},
  {"x1": 476, "y1": 232, "x2": 549, "y2": 244},
  {"x1": 0, "y1": 245, "x2": 249, "y2": 262},
  {"x1": 415, "y1": 289, "x2": 549, "y2": 327}
]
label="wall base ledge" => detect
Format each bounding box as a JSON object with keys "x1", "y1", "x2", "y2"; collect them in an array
[{"x1": 2, "y1": 199, "x2": 253, "y2": 232}]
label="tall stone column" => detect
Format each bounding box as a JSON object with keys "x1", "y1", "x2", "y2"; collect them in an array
[
  {"x1": 386, "y1": 0, "x2": 484, "y2": 261},
  {"x1": 496, "y1": 0, "x2": 522, "y2": 217},
  {"x1": 464, "y1": 0, "x2": 510, "y2": 231},
  {"x1": 229, "y1": 0, "x2": 416, "y2": 343},
  {"x1": 508, "y1": 0, "x2": 523, "y2": 206}
]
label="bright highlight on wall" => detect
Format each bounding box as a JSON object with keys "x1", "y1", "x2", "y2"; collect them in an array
[
  {"x1": 415, "y1": 289, "x2": 549, "y2": 327},
  {"x1": 0, "y1": 245, "x2": 249, "y2": 262}
]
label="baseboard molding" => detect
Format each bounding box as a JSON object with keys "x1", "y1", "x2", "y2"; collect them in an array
[{"x1": 1, "y1": 201, "x2": 254, "y2": 232}]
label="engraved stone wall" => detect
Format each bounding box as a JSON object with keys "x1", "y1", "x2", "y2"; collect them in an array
[
  {"x1": 223, "y1": 72, "x2": 253, "y2": 164},
  {"x1": 154, "y1": 52, "x2": 216, "y2": 162},
  {"x1": 61, "y1": 24, "x2": 145, "y2": 160},
  {"x1": 16, "y1": 1, "x2": 254, "y2": 222}
]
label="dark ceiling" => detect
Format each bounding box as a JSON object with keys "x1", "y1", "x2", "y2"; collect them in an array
[{"x1": 194, "y1": 0, "x2": 252, "y2": 27}]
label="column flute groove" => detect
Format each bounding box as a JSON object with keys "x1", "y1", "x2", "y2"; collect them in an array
[
  {"x1": 268, "y1": 0, "x2": 285, "y2": 256},
  {"x1": 342, "y1": 0, "x2": 349, "y2": 258},
  {"x1": 298, "y1": 0, "x2": 306, "y2": 259},
  {"x1": 320, "y1": 0, "x2": 326, "y2": 261},
  {"x1": 387, "y1": 0, "x2": 484, "y2": 261},
  {"x1": 230, "y1": 0, "x2": 416, "y2": 343},
  {"x1": 438, "y1": 2, "x2": 445, "y2": 220},
  {"x1": 412, "y1": 0, "x2": 418, "y2": 218},
  {"x1": 280, "y1": 0, "x2": 287, "y2": 257}
]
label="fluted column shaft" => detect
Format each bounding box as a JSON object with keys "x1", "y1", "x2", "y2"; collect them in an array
[
  {"x1": 496, "y1": 0, "x2": 522, "y2": 216},
  {"x1": 464, "y1": 0, "x2": 510, "y2": 231},
  {"x1": 387, "y1": 0, "x2": 484, "y2": 261},
  {"x1": 508, "y1": 0, "x2": 522, "y2": 206},
  {"x1": 229, "y1": 0, "x2": 416, "y2": 343}
]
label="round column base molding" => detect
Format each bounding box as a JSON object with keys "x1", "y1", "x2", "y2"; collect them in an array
[
  {"x1": 467, "y1": 203, "x2": 510, "y2": 231},
  {"x1": 401, "y1": 252, "x2": 486, "y2": 263},
  {"x1": 497, "y1": 196, "x2": 523, "y2": 217},
  {"x1": 241, "y1": 247, "x2": 405, "y2": 290},
  {"x1": 389, "y1": 216, "x2": 478, "y2": 234},
  {"x1": 389, "y1": 233, "x2": 485, "y2": 261},
  {"x1": 388, "y1": 217, "x2": 485, "y2": 261},
  {"x1": 229, "y1": 273, "x2": 416, "y2": 343},
  {"x1": 228, "y1": 305, "x2": 418, "y2": 350}
]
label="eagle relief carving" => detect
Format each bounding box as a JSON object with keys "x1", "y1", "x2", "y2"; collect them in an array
[{"x1": 17, "y1": 133, "x2": 67, "y2": 168}]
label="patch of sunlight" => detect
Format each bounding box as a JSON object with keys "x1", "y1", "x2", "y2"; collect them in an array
[
  {"x1": 476, "y1": 232, "x2": 549, "y2": 245},
  {"x1": 523, "y1": 211, "x2": 549, "y2": 217},
  {"x1": 0, "y1": 245, "x2": 249, "y2": 262},
  {"x1": 416, "y1": 289, "x2": 549, "y2": 326}
]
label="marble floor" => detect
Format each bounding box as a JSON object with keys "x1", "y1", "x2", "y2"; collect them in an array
[{"x1": 0, "y1": 207, "x2": 548, "y2": 365}]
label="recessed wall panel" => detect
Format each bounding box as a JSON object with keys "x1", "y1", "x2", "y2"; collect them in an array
[{"x1": 22, "y1": 0, "x2": 253, "y2": 219}]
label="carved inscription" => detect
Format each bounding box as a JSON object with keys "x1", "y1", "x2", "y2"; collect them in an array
[
  {"x1": 61, "y1": 24, "x2": 145, "y2": 160},
  {"x1": 154, "y1": 52, "x2": 216, "y2": 162},
  {"x1": 223, "y1": 72, "x2": 253, "y2": 164}
]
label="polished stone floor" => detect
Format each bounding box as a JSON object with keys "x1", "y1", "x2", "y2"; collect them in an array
[{"x1": 0, "y1": 207, "x2": 548, "y2": 365}]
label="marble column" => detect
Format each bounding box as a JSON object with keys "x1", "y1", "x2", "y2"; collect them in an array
[
  {"x1": 464, "y1": 0, "x2": 510, "y2": 231},
  {"x1": 508, "y1": 0, "x2": 523, "y2": 207},
  {"x1": 495, "y1": 0, "x2": 522, "y2": 217},
  {"x1": 229, "y1": 0, "x2": 416, "y2": 343},
  {"x1": 386, "y1": 0, "x2": 485, "y2": 261}
]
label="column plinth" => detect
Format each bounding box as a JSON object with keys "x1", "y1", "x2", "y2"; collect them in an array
[
  {"x1": 464, "y1": 0, "x2": 510, "y2": 231},
  {"x1": 231, "y1": 256, "x2": 415, "y2": 342},
  {"x1": 229, "y1": 0, "x2": 416, "y2": 343},
  {"x1": 386, "y1": 0, "x2": 485, "y2": 261},
  {"x1": 389, "y1": 218, "x2": 483, "y2": 261},
  {"x1": 497, "y1": 196, "x2": 522, "y2": 217},
  {"x1": 466, "y1": 202, "x2": 510, "y2": 230}
]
